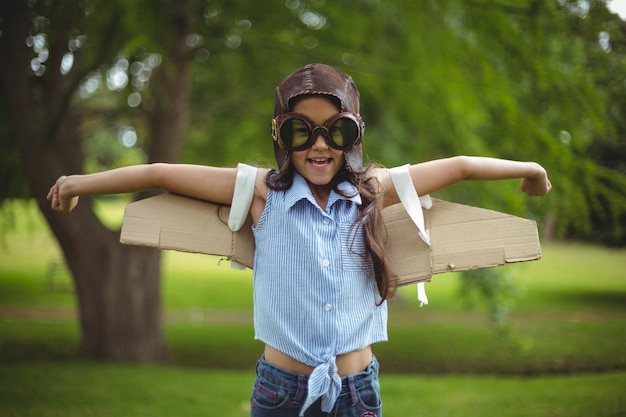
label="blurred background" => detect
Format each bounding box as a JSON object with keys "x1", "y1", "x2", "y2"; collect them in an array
[{"x1": 1, "y1": 1, "x2": 625, "y2": 416}]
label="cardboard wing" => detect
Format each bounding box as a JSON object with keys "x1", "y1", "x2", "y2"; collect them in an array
[
  {"x1": 382, "y1": 199, "x2": 541, "y2": 285},
  {"x1": 120, "y1": 193, "x2": 541, "y2": 286},
  {"x1": 120, "y1": 193, "x2": 255, "y2": 269}
]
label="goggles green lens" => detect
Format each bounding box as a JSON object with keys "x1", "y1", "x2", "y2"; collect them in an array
[{"x1": 272, "y1": 112, "x2": 362, "y2": 151}]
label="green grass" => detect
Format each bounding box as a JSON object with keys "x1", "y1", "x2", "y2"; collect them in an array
[
  {"x1": 1, "y1": 199, "x2": 625, "y2": 415},
  {"x1": 0, "y1": 362, "x2": 255, "y2": 417},
  {"x1": 0, "y1": 363, "x2": 624, "y2": 417}
]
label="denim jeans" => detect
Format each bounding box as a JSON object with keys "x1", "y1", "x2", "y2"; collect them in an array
[{"x1": 250, "y1": 355, "x2": 382, "y2": 417}]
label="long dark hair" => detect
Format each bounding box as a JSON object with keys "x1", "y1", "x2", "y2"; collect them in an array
[{"x1": 266, "y1": 158, "x2": 397, "y2": 305}]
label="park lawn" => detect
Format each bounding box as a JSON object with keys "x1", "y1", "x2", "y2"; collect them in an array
[
  {"x1": 1, "y1": 310, "x2": 625, "y2": 375},
  {"x1": 1, "y1": 198, "x2": 625, "y2": 312},
  {"x1": 0, "y1": 361, "x2": 624, "y2": 417},
  {"x1": 1, "y1": 199, "x2": 625, "y2": 415},
  {"x1": 1, "y1": 198, "x2": 626, "y2": 374}
]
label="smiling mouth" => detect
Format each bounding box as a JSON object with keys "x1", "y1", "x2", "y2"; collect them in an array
[{"x1": 308, "y1": 157, "x2": 332, "y2": 167}]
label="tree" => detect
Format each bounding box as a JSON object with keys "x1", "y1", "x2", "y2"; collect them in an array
[
  {"x1": 1, "y1": 0, "x2": 625, "y2": 363},
  {"x1": 0, "y1": 0, "x2": 196, "y2": 361},
  {"x1": 0, "y1": 0, "x2": 331, "y2": 362}
]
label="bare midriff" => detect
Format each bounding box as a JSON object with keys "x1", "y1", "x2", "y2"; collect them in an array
[{"x1": 264, "y1": 344, "x2": 372, "y2": 377}]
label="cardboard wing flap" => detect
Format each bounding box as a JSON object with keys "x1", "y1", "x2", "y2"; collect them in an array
[
  {"x1": 381, "y1": 203, "x2": 432, "y2": 285},
  {"x1": 120, "y1": 193, "x2": 541, "y2": 286},
  {"x1": 120, "y1": 193, "x2": 254, "y2": 268},
  {"x1": 383, "y1": 199, "x2": 542, "y2": 285}
]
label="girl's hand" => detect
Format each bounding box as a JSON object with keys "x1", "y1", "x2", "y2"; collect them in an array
[
  {"x1": 47, "y1": 176, "x2": 79, "y2": 212},
  {"x1": 520, "y1": 165, "x2": 552, "y2": 196}
]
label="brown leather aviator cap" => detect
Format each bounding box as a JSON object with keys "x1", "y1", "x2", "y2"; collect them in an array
[{"x1": 272, "y1": 63, "x2": 364, "y2": 172}]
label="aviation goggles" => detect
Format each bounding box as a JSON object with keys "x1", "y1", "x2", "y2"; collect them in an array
[{"x1": 272, "y1": 112, "x2": 363, "y2": 151}]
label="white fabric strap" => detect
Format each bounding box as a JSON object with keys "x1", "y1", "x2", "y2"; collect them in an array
[
  {"x1": 388, "y1": 164, "x2": 431, "y2": 246},
  {"x1": 388, "y1": 164, "x2": 432, "y2": 306},
  {"x1": 416, "y1": 282, "x2": 428, "y2": 306},
  {"x1": 228, "y1": 163, "x2": 258, "y2": 232},
  {"x1": 227, "y1": 163, "x2": 258, "y2": 270}
]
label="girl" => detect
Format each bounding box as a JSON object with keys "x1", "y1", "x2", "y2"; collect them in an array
[{"x1": 48, "y1": 63, "x2": 551, "y2": 417}]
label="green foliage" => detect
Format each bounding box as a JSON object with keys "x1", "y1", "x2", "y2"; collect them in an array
[
  {"x1": 459, "y1": 268, "x2": 520, "y2": 332},
  {"x1": 0, "y1": 114, "x2": 29, "y2": 200},
  {"x1": 171, "y1": 0, "x2": 626, "y2": 243},
  {"x1": 4, "y1": 0, "x2": 624, "y2": 233}
]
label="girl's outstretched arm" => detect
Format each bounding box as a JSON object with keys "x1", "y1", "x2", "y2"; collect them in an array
[
  {"x1": 381, "y1": 156, "x2": 551, "y2": 205},
  {"x1": 47, "y1": 163, "x2": 241, "y2": 212}
]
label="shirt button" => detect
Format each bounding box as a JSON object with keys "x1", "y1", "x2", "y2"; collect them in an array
[
  {"x1": 324, "y1": 303, "x2": 332, "y2": 311},
  {"x1": 322, "y1": 259, "x2": 330, "y2": 267},
  {"x1": 323, "y1": 218, "x2": 330, "y2": 225}
]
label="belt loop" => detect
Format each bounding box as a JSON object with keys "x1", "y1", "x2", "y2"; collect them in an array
[
  {"x1": 294, "y1": 374, "x2": 307, "y2": 403},
  {"x1": 348, "y1": 376, "x2": 358, "y2": 405}
]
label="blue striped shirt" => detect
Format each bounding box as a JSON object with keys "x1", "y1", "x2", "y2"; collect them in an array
[{"x1": 252, "y1": 173, "x2": 388, "y2": 414}]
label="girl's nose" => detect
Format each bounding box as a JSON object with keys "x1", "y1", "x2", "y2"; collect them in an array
[{"x1": 311, "y1": 132, "x2": 329, "y2": 150}]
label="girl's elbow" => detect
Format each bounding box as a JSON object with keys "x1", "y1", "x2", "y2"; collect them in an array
[
  {"x1": 452, "y1": 155, "x2": 473, "y2": 179},
  {"x1": 146, "y1": 163, "x2": 169, "y2": 189}
]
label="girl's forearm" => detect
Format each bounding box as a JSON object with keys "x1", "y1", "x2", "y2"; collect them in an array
[
  {"x1": 61, "y1": 164, "x2": 163, "y2": 197},
  {"x1": 460, "y1": 156, "x2": 551, "y2": 196},
  {"x1": 461, "y1": 156, "x2": 546, "y2": 181},
  {"x1": 403, "y1": 156, "x2": 551, "y2": 199},
  {"x1": 49, "y1": 163, "x2": 241, "y2": 212}
]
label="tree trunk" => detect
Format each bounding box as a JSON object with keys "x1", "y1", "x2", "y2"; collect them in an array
[
  {"x1": 67, "y1": 219, "x2": 166, "y2": 362},
  {"x1": 43, "y1": 203, "x2": 167, "y2": 361},
  {"x1": 0, "y1": 0, "x2": 192, "y2": 362}
]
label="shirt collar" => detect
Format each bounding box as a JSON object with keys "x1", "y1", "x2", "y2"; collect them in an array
[{"x1": 284, "y1": 172, "x2": 362, "y2": 210}]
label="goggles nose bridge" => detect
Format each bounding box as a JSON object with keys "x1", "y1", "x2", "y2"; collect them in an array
[{"x1": 311, "y1": 125, "x2": 330, "y2": 139}]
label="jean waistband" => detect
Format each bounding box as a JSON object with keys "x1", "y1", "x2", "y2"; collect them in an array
[{"x1": 255, "y1": 354, "x2": 379, "y2": 395}]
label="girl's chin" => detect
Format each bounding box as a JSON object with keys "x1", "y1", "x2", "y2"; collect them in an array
[
  {"x1": 306, "y1": 160, "x2": 338, "y2": 176},
  {"x1": 301, "y1": 170, "x2": 337, "y2": 186}
]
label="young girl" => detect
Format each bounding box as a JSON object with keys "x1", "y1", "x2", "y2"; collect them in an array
[{"x1": 48, "y1": 63, "x2": 551, "y2": 417}]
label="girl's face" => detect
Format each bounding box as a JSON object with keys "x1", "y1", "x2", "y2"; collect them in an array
[{"x1": 290, "y1": 96, "x2": 346, "y2": 188}]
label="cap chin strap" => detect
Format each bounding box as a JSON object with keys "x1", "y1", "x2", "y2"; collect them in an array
[
  {"x1": 340, "y1": 142, "x2": 362, "y2": 175},
  {"x1": 389, "y1": 164, "x2": 432, "y2": 306}
]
